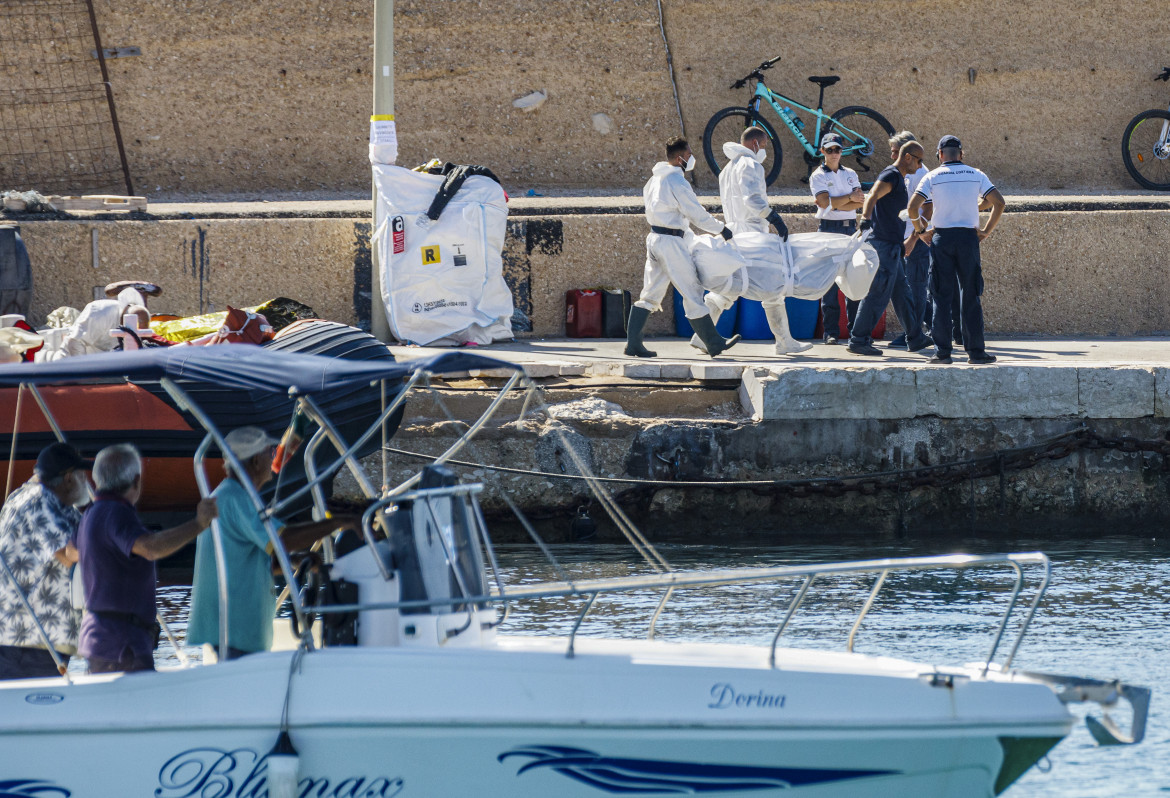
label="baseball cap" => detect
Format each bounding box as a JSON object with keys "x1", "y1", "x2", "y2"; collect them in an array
[
  {"x1": 224, "y1": 426, "x2": 278, "y2": 461},
  {"x1": 35, "y1": 443, "x2": 93, "y2": 480},
  {"x1": 820, "y1": 133, "x2": 843, "y2": 151},
  {"x1": 937, "y1": 135, "x2": 962, "y2": 150}
]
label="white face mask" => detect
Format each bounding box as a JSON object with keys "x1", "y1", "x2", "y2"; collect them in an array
[
  {"x1": 753, "y1": 148, "x2": 767, "y2": 163},
  {"x1": 684, "y1": 154, "x2": 696, "y2": 172}
]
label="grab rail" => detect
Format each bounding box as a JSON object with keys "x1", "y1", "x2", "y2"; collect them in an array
[{"x1": 307, "y1": 550, "x2": 1051, "y2": 668}]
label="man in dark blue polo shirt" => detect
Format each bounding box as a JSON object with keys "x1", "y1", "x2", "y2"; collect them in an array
[
  {"x1": 75, "y1": 444, "x2": 217, "y2": 673},
  {"x1": 847, "y1": 141, "x2": 933, "y2": 357}
]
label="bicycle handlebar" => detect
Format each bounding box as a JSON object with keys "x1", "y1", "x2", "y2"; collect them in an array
[
  {"x1": 1157, "y1": 66, "x2": 1170, "y2": 82},
  {"x1": 730, "y1": 56, "x2": 782, "y2": 90}
]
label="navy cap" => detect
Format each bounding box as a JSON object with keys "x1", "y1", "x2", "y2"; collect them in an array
[
  {"x1": 937, "y1": 135, "x2": 962, "y2": 150},
  {"x1": 35, "y1": 443, "x2": 93, "y2": 480},
  {"x1": 820, "y1": 133, "x2": 843, "y2": 151}
]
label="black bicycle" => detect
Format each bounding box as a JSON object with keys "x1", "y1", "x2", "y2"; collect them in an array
[
  {"x1": 1122, "y1": 67, "x2": 1170, "y2": 191},
  {"x1": 702, "y1": 56, "x2": 895, "y2": 188}
]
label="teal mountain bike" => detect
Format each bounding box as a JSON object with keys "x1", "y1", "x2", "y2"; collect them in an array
[
  {"x1": 702, "y1": 56, "x2": 895, "y2": 188},
  {"x1": 1122, "y1": 66, "x2": 1170, "y2": 190}
]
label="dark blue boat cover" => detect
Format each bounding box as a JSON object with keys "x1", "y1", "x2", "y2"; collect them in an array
[{"x1": 0, "y1": 347, "x2": 523, "y2": 393}]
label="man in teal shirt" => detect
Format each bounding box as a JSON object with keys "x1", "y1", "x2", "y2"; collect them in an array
[{"x1": 187, "y1": 426, "x2": 358, "y2": 660}]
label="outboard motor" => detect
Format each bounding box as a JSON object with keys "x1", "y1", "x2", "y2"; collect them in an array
[{"x1": 326, "y1": 465, "x2": 496, "y2": 648}]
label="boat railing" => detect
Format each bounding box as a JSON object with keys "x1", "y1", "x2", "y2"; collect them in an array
[{"x1": 309, "y1": 548, "x2": 1051, "y2": 670}]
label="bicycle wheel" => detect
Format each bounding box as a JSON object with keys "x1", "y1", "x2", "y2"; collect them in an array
[
  {"x1": 828, "y1": 106, "x2": 896, "y2": 188},
  {"x1": 1122, "y1": 109, "x2": 1170, "y2": 190},
  {"x1": 702, "y1": 108, "x2": 783, "y2": 186}
]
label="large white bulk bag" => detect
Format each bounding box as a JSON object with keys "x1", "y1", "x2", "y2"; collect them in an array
[{"x1": 371, "y1": 164, "x2": 513, "y2": 346}]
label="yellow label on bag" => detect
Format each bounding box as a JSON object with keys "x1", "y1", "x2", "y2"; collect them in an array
[{"x1": 421, "y1": 245, "x2": 441, "y2": 265}]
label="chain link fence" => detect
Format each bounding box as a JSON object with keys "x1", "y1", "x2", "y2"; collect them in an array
[{"x1": 0, "y1": 0, "x2": 131, "y2": 195}]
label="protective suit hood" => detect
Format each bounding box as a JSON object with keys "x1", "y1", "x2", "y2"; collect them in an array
[
  {"x1": 652, "y1": 160, "x2": 681, "y2": 177},
  {"x1": 722, "y1": 142, "x2": 757, "y2": 160}
]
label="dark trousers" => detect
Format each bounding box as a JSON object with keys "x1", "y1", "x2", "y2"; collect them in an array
[
  {"x1": 87, "y1": 645, "x2": 155, "y2": 674},
  {"x1": 0, "y1": 644, "x2": 66, "y2": 680},
  {"x1": 923, "y1": 268, "x2": 962, "y2": 345},
  {"x1": 851, "y1": 238, "x2": 929, "y2": 348},
  {"x1": 904, "y1": 239, "x2": 931, "y2": 337},
  {"x1": 818, "y1": 218, "x2": 858, "y2": 337},
  {"x1": 929, "y1": 228, "x2": 986, "y2": 355}
]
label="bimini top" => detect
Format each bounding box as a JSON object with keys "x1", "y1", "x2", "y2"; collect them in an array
[{"x1": 0, "y1": 346, "x2": 523, "y2": 394}]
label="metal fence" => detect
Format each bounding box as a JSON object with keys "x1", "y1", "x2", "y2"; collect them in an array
[{"x1": 0, "y1": 0, "x2": 132, "y2": 195}]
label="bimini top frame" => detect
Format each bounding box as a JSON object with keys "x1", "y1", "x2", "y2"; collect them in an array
[{"x1": 0, "y1": 346, "x2": 528, "y2": 663}]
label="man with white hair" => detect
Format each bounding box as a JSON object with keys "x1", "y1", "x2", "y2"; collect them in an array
[
  {"x1": 74, "y1": 444, "x2": 218, "y2": 674},
  {"x1": 187, "y1": 427, "x2": 359, "y2": 660}
]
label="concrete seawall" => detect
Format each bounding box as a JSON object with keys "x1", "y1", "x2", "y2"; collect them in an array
[
  {"x1": 331, "y1": 339, "x2": 1170, "y2": 541},
  {"x1": 11, "y1": 195, "x2": 1170, "y2": 336}
]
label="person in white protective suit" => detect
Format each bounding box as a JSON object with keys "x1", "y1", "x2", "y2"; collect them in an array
[
  {"x1": 718, "y1": 127, "x2": 789, "y2": 240},
  {"x1": 626, "y1": 136, "x2": 741, "y2": 359},
  {"x1": 705, "y1": 127, "x2": 809, "y2": 355}
]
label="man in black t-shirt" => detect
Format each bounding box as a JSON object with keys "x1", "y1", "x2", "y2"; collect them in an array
[{"x1": 847, "y1": 141, "x2": 934, "y2": 357}]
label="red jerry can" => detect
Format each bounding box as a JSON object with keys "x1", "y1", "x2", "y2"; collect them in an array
[
  {"x1": 565, "y1": 290, "x2": 603, "y2": 337},
  {"x1": 813, "y1": 288, "x2": 886, "y2": 340}
]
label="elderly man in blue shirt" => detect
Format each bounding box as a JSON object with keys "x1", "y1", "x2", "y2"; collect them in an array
[{"x1": 187, "y1": 427, "x2": 358, "y2": 660}]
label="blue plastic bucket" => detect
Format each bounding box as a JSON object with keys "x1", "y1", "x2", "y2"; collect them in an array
[
  {"x1": 734, "y1": 297, "x2": 820, "y2": 340},
  {"x1": 673, "y1": 290, "x2": 737, "y2": 337},
  {"x1": 784, "y1": 297, "x2": 819, "y2": 339},
  {"x1": 735, "y1": 298, "x2": 770, "y2": 339}
]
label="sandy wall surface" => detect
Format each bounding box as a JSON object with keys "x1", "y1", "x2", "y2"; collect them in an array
[{"x1": 85, "y1": 0, "x2": 1170, "y2": 196}]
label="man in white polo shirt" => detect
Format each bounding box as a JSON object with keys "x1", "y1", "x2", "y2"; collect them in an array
[
  {"x1": 809, "y1": 133, "x2": 863, "y2": 344},
  {"x1": 907, "y1": 135, "x2": 1006, "y2": 365}
]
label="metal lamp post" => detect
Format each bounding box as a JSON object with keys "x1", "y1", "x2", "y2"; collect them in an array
[{"x1": 370, "y1": 0, "x2": 394, "y2": 341}]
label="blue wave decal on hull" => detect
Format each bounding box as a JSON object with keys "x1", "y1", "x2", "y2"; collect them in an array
[
  {"x1": 0, "y1": 781, "x2": 70, "y2": 798},
  {"x1": 499, "y1": 746, "x2": 896, "y2": 793}
]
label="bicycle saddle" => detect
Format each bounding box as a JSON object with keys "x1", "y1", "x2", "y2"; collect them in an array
[{"x1": 808, "y1": 75, "x2": 840, "y2": 87}]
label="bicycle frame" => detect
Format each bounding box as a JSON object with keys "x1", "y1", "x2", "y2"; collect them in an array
[{"x1": 749, "y1": 82, "x2": 873, "y2": 159}]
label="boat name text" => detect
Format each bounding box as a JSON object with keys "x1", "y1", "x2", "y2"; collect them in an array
[
  {"x1": 708, "y1": 683, "x2": 787, "y2": 710},
  {"x1": 156, "y1": 748, "x2": 404, "y2": 798}
]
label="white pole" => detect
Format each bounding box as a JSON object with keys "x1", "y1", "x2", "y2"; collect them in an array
[{"x1": 370, "y1": 0, "x2": 394, "y2": 341}]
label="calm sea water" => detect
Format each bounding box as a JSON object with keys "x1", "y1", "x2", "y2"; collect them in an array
[{"x1": 154, "y1": 534, "x2": 1168, "y2": 798}]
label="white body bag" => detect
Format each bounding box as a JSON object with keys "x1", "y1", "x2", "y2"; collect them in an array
[
  {"x1": 371, "y1": 164, "x2": 513, "y2": 346},
  {"x1": 691, "y1": 231, "x2": 880, "y2": 303}
]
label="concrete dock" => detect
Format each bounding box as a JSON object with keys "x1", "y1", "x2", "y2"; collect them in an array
[
  {"x1": 323, "y1": 335, "x2": 1170, "y2": 542},
  {"x1": 7, "y1": 195, "x2": 1170, "y2": 540}
]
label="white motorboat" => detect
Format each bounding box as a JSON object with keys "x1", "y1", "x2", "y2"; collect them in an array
[{"x1": 0, "y1": 346, "x2": 1149, "y2": 798}]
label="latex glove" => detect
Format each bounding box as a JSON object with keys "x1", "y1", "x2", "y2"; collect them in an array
[
  {"x1": 720, "y1": 226, "x2": 733, "y2": 241},
  {"x1": 414, "y1": 215, "x2": 436, "y2": 229}
]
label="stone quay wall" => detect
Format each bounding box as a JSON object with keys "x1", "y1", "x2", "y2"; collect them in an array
[
  {"x1": 334, "y1": 379, "x2": 1170, "y2": 541},
  {"x1": 74, "y1": 0, "x2": 1170, "y2": 195},
  {"x1": 12, "y1": 201, "x2": 1170, "y2": 336}
]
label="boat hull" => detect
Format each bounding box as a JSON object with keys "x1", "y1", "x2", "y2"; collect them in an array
[{"x1": 0, "y1": 640, "x2": 1072, "y2": 797}]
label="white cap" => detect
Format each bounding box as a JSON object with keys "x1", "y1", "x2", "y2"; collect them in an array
[{"x1": 224, "y1": 426, "x2": 278, "y2": 461}]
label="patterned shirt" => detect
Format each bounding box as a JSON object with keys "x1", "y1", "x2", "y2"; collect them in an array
[{"x1": 0, "y1": 481, "x2": 82, "y2": 654}]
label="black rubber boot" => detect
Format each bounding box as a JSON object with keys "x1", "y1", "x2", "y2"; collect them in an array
[
  {"x1": 689, "y1": 314, "x2": 740, "y2": 357},
  {"x1": 624, "y1": 306, "x2": 657, "y2": 358}
]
